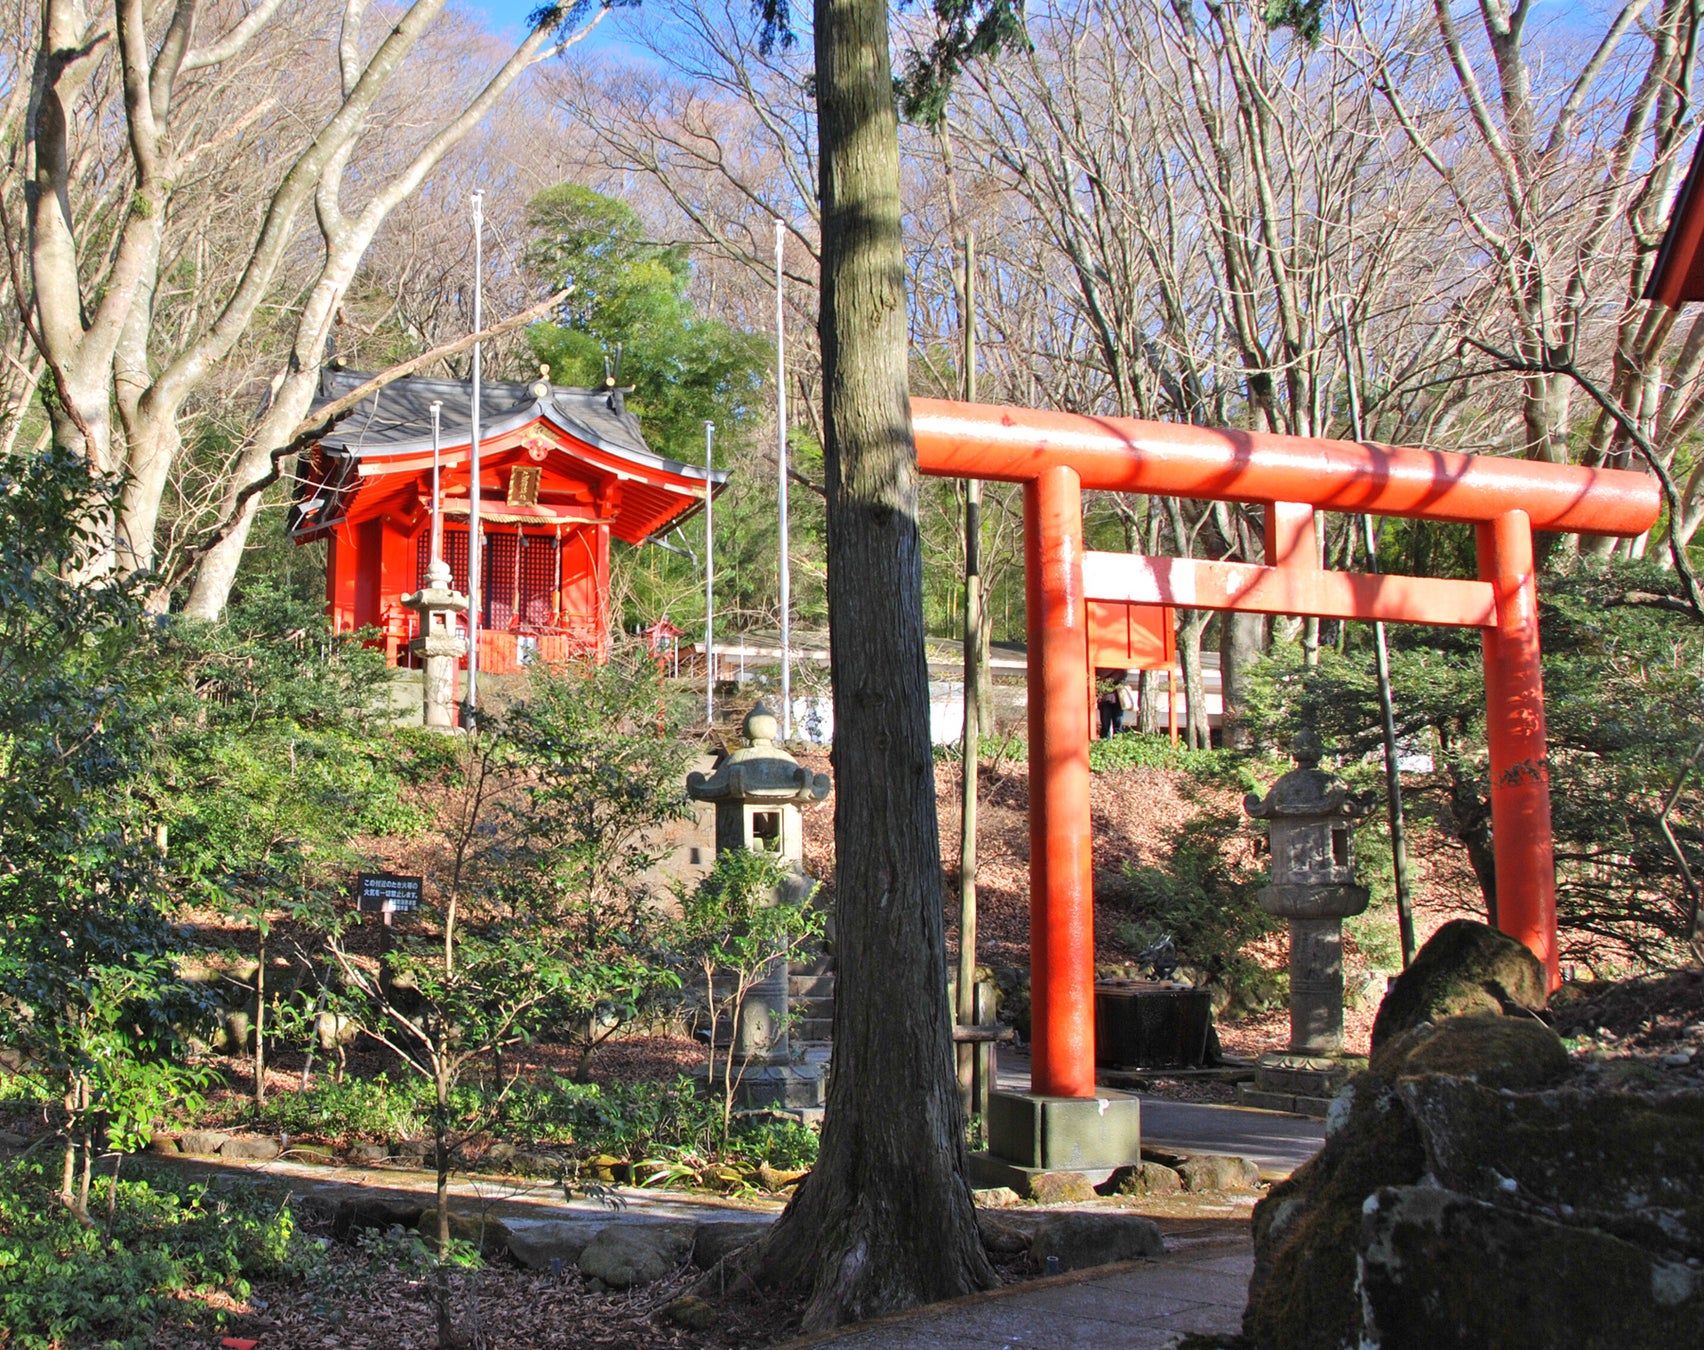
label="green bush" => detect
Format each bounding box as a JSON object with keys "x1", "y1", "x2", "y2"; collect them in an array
[
  {"x1": 730, "y1": 1118, "x2": 820, "y2": 1171},
  {"x1": 1090, "y1": 733, "x2": 1234, "y2": 778},
  {"x1": 492, "y1": 1074, "x2": 723, "y2": 1159},
  {"x1": 233, "y1": 1074, "x2": 433, "y2": 1145},
  {"x1": 0, "y1": 1162, "x2": 309, "y2": 1348},
  {"x1": 1103, "y1": 810, "x2": 1282, "y2": 1015}
]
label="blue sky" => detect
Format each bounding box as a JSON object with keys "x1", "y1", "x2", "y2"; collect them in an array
[{"x1": 467, "y1": 0, "x2": 658, "y2": 55}]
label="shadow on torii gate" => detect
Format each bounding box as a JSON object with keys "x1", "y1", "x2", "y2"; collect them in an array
[{"x1": 911, "y1": 397, "x2": 1660, "y2": 1101}]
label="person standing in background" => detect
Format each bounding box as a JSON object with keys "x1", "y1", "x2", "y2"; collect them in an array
[{"x1": 1096, "y1": 671, "x2": 1121, "y2": 740}]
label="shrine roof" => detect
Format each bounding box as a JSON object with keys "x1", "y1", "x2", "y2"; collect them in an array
[
  {"x1": 310, "y1": 369, "x2": 722, "y2": 487},
  {"x1": 290, "y1": 368, "x2": 729, "y2": 545},
  {"x1": 1646, "y1": 132, "x2": 1704, "y2": 307}
]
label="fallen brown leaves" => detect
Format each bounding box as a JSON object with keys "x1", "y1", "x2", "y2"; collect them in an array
[{"x1": 154, "y1": 1243, "x2": 802, "y2": 1350}]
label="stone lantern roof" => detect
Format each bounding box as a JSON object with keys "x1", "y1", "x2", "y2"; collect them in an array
[
  {"x1": 1244, "y1": 728, "x2": 1368, "y2": 821},
  {"x1": 687, "y1": 705, "x2": 831, "y2": 805}
]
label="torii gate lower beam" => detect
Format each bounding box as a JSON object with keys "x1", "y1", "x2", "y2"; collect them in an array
[{"x1": 913, "y1": 399, "x2": 1660, "y2": 1100}]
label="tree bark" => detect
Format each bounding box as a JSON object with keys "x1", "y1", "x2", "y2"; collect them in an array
[
  {"x1": 754, "y1": 0, "x2": 994, "y2": 1325},
  {"x1": 1218, "y1": 610, "x2": 1263, "y2": 751},
  {"x1": 1177, "y1": 609, "x2": 1210, "y2": 750}
]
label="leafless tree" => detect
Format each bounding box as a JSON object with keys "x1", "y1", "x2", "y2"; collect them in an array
[
  {"x1": 1362, "y1": 0, "x2": 1704, "y2": 560},
  {"x1": 12, "y1": 0, "x2": 609, "y2": 614}
]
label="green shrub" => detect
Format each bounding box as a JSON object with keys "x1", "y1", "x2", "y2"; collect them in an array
[
  {"x1": 245, "y1": 1074, "x2": 432, "y2": 1144},
  {"x1": 730, "y1": 1118, "x2": 819, "y2": 1171},
  {"x1": 0, "y1": 1162, "x2": 310, "y2": 1348},
  {"x1": 1102, "y1": 809, "x2": 1282, "y2": 1015},
  {"x1": 493, "y1": 1075, "x2": 724, "y2": 1159}
]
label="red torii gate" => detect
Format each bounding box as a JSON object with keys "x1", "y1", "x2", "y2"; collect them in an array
[{"x1": 912, "y1": 399, "x2": 1661, "y2": 1101}]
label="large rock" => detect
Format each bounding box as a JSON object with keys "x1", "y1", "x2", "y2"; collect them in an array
[
  {"x1": 1245, "y1": 1075, "x2": 1428, "y2": 1350},
  {"x1": 1028, "y1": 1212, "x2": 1164, "y2": 1274},
  {"x1": 505, "y1": 1220, "x2": 607, "y2": 1271},
  {"x1": 691, "y1": 1219, "x2": 772, "y2": 1270},
  {"x1": 1177, "y1": 1154, "x2": 1261, "y2": 1193},
  {"x1": 1400, "y1": 1078, "x2": 1704, "y2": 1260},
  {"x1": 976, "y1": 1212, "x2": 1031, "y2": 1254},
  {"x1": 1028, "y1": 1171, "x2": 1095, "y2": 1205},
  {"x1": 1245, "y1": 1026, "x2": 1704, "y2": 1350},
  {"x1": 1358, "y1": 1185, "x2": 1704, "y2": 1348},
  {"x1": 177, "y1": 1130, "x2": 230, "y2": 1157},
  {"x1": 1370, "y1": 920, "x2": 1546, "y2": 1048},
  {"x1": 416, "y1": 1208, "x2": 513, "y2": 1256},
  {"x1": 220, "y1": 1136, "x2": 281, "y2": 1161},
  {"x1": 576, "y1": 1221, "x2": 697, "y2": 1288},
  {"x1": 1099, "y1": 1162, "x2": 1183, "y2": 1198},
  {"x1": 1371, "y1": 1013, "x2": 1570, "y2": 1090}
]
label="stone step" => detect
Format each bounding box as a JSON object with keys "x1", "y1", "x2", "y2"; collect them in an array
[
  {"x1": 788, "y1": 952, "x2": 834, "y2": 977},
  {"x1": 797, "y1": 1017, "x2": 834, "y2": 1042},
  {"x1": 1237, "y1": 1085, "x2": 1335, "y2": 1118},
  {"x1": 788, "y1": 974, "x2": 836, "y2": 999},
  {"x1": 792, "y1": 997, "x2": 834, "y2": 1020}
]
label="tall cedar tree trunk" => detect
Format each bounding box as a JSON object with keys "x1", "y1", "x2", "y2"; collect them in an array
[
  {"x1": 1178, "y1": 610, "x2": 1211, "y2": 749},
  {"x1": 755, "y1": 0, "x2": 995, "y2": 1325},
  {"x1": 1218, "y1": 611, "x2": 1263, "y2": 751}
]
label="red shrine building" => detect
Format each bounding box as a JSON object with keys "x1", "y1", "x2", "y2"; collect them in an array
[{"x1": 288, "y1": 370, "x2": 726, "y2": 672}]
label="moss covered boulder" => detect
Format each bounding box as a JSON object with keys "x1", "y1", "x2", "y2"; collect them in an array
[
  {"x1": 1358, "y1": 1185, "x2": 1703, "y2": 1349},
  {"x1": 1245, "y1": 1045, "x2": 1704, "y2": 1349},
  {"x1": 1370, "y1": 919, "x2": 1546, "y2": 1048},
  {"x1": 1371, "y1": 1013, "x2": 1570, "y2": 1090},
  {"x1": 1245, "y1": 1075, "x2": 1428, "y2": 1350},
  {"x1": 1401, "y1": 1078, "x2": 1704, "y2": 1260}
]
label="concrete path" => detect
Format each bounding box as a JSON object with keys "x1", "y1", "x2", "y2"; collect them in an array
[
  {"x1": 1140, "y1": 1098, "x2": 1323, "y2": 1175},
  {"x1": 778, "y1": 1220, "x2": 1252, "y2": 1349}
]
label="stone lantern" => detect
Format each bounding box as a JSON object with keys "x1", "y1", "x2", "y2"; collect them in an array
[
  {"x1": 1240, "y1": 728, "x2": 1371, "y2": 1114},
  {"x1": 401, "y1": 560, "x2": 467, "y2": 730},
  {"x1": 686, "y1": 704, "x2": 830, "y2": 1109}
]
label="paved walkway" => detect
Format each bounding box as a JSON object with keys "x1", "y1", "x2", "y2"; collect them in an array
[
  {"x1": 779, "y1": 1220, "x2": 1252, "y2": 1349},
  {"x1": 1141, "y1": 1098, "x2": 1323, "y2": 1174}
]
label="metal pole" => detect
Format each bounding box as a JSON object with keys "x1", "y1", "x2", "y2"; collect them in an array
[
  {"x1": 1340, "y1": 300, "x2": 1415, "y2": 968},
  {"x1": 429, "y1": 401, "x2": 444, "y2": 568},
  {"x1": 466, "y1": 189, "x2": 485, "y2": 720},
  {"x1": 775, "y1": 218, "x2": 792, "y2": 740},
  {"x1": 957, "y1": 231, "x2": 982, "y2": 1112},
  {"x1": 705, "y1": 420, "x2": 715, "y2": 727}
]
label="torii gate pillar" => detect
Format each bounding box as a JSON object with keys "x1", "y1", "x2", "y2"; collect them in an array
[
  {"x1": 1026, "y1": 466, "x2": 1097, "y2": 1100},
  {"x1": 1478, "y1": 510, "x2": 1555, "y2": 975}
]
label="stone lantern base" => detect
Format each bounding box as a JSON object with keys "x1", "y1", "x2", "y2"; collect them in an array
[
  {"x1": 702, "y1": 1062, "x2": 826, "y2": 1115},
  {"x1": 1239, "y1": 1051, "x2": 1368, "y2": 1118}
]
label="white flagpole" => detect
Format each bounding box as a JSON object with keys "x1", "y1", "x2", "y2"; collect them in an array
[
  {"x1": 704, "y1": 420, "x2": 715, "y2": 727},
  {"x1": 776, "y1": 218, "x2": 791, "y2": 740},
  {"x1": 466, "y1": 190, "x2": 485, "y2": 720},
  {"x1": 429, "y1": 401, "x2": 445, "y2": 568}
]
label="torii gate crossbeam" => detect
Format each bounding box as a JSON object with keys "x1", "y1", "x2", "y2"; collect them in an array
[{"x1": 913, "y1": 399, "x2": 1661, "y2": 1100}]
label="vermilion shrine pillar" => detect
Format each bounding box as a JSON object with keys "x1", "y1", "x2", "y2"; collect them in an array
[
  {"x1": 1478, "y1": 509, "x2": 1558, "y2": 985},
  {"x1": 1026, "y1": 466, "x2": 1096, "y2": 1099}
]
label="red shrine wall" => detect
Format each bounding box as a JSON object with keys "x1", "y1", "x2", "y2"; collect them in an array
[{"x1": 326, "y1": 514, "x2": 611, "y2": 670}]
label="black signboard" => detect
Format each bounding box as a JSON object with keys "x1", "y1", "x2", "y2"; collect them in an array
[{"x1": 356, "y1": 872, "x2": 423, "y2": 914}]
